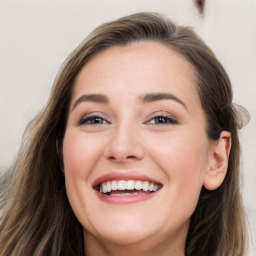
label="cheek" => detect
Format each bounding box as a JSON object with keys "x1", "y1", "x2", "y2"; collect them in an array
[
  {"x1": 150, "y1": 133, "x2": 208, "y2": 176},
  {"x1": 63, "y1": 132, "x2": 103, "y2": 178},
  {"x1": 62, "y1": 131, "x2": 107, "y2": 227},
  {"x1": 148, "y1": 132, "x2": 208, "y2": 210},
  {"x1": 62, "y1": 132, "x2": 102, "y2": 195}
]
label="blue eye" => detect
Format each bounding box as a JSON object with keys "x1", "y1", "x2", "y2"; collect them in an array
[
  {"x1": 79, "y1": 116, "x2": 110, "y2": 125},
  {"x1": 148, "y1": 115, "x2": 178, "y2": 125}
]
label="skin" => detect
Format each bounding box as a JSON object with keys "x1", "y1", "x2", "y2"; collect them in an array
[{"x1": 62, "y1": 42, "x2": 231, "y2": 256}]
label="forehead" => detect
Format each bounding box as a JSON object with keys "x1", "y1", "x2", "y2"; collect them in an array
[{"x1": 72, "y1": 42, "x2": 200, "y2": 109}]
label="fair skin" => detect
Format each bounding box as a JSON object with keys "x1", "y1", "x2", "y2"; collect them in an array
[{"x1": 62, "y1": 42, "x2": 231, "y2": 256}]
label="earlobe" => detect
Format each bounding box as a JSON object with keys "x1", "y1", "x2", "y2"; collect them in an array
[{"x1": 203, "y1": 131, "x2": 232, "y2": 191}]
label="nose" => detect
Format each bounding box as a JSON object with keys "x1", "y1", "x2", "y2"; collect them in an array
[{"x1": 103, "y1": 124, "x2": 145, "y2": 162}]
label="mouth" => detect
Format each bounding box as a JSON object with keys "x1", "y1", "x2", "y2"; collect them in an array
[
  {"x1": 93, "y1": 172, "x2": 162, "y2": 204},
  {"x1": 94, "y1": 180, "x2": 162, "y2": 196}
]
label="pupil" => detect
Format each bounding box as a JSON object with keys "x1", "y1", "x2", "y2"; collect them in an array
[
  {"x1": 158, "y1": 117, "x2": 166, "y2": 123},
  {"x1": 93, "y1": 117, "x2": 101, "y2": 124}
]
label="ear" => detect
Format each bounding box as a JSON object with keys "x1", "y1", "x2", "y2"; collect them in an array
[{"x1": 203, "y1": 131, "x2": 232, "y2": 191}]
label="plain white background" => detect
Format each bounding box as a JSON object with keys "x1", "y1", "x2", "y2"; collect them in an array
[{"x1": 0, "y1": 0, "x2": 255, "y2": 253}]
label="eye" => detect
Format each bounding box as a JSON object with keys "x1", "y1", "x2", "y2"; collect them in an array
[
  {"x1": 147, "y1": 115, "x2": 179, "y2": 125},
  {"x1": 79, "y1": 115, "x2": 110, "y2": 125}
]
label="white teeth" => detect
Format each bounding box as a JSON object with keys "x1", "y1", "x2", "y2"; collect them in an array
[
  {"x1": 135, "y1": 181, "x2": 142, "y2": 190},
  {"x1": 107, "y1": 181, "x2": 111, "y2": 192},
  {"x1": 118, "y1": 180, "x2": 126, "y2": 190},
  {"x1": 102, "y1": 183, "x2": 108, "y2": 193},
  {"x1": 142, "y1": 181, "x2": 149, "y2": 191},
  {"x1": 111, "y1": 180, "x2": 118, "y2": 190},
  {"x1": 99, "y1": 180, "x2": 161, "y2": 194},
  {"x1": 126, "y1": 180, "x2": 135, "y2": 190}
]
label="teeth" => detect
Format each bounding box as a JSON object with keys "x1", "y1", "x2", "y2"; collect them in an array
[
  {"x1": 126, "y1": 180, "x2": 135, "y2": 190},
  {"x1": 107, "y1": 181, "x2": 111, "y2": 192},
  {"x1": 153, "y1": 184, "x2": 160, "y2": 192},
  {"x1": 111, "y1": 180, "x2": 118, "y2": 190},
  {"x1": 135, "y1": 181, "x2": 142, "y2": 190},
  {"x1": 142, "y1": 181, "x2": 149, "y2": 191},
  {"x1": 99, "y1": 180, "x2": 161, "y2": 194},
  {"x1": 102, "y1": 183, "x2": 108, "y2": 193},
  {"x1": 118, "y1": 180, "x2": 126, "y2": 190},
  {"x1": 149, "y1": 182, "x2": 154, "y2": 191}
]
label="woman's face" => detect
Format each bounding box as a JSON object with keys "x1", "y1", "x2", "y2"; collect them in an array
[{"x1": 62, "y1": 42, "x2": 213, "y2": 251}]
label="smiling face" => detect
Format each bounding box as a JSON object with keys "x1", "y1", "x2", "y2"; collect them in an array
[{"x1": 62, "y1": 42, "x2": 213, "y2": 255}]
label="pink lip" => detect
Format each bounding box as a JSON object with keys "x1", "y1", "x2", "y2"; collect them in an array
[
  {"x1": 92, "y1": 171, "x2": 162, "y2": 187},
  {"x1": 95, "y1": 189, "x2": 160, "y2": 204},
  {"x1": 93, "y1": 171, "x2": 162, "y2": 204}
]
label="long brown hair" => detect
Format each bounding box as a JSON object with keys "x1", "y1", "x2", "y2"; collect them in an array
[{"x1": 0, "y1": 12, "x2": 248, "y2": 255}]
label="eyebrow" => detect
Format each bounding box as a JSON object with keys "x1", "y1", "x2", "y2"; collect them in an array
[
  {"x1": 141, "y1": 92, "x2": 187, "y2": 109},
  {"x1": 71, "y1": 94, "x2": 109, "y2": 111},
  {"x1": 71, "y1": 92, "x2": 187, "y2": 111}
]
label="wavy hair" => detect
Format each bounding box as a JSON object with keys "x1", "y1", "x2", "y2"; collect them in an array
[{"x1": 0, "y1": 12, "x2": 248, "y2": 255}]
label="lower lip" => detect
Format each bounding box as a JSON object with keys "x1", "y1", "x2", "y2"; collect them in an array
[{"x1": 95, "y1": 190, "x2": 160, "y2": 204}]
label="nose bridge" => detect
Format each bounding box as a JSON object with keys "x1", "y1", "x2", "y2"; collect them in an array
[{"x1": 104, "y1": 117, "x2": 144, "y2": 161}]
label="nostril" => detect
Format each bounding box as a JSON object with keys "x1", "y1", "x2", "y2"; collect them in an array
[
  {"x1": 108, "y1": 155, "x2": 137, "y2": 160},
  {"x1": 127, "y1": 155, "x2": 136, "y2": 159}
]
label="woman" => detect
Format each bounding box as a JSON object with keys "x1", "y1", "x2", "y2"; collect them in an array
[{"x1": 0, "y1": 12, "x2": 249, "y2": 256}]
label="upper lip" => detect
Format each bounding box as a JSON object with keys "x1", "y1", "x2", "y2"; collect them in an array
[{"x1": 92, "y1": 171, "x2": 162, "y2": 188}]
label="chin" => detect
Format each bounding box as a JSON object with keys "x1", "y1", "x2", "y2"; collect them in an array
[
  {"x1": 86, "y1": 214, "x2": 157, "y2": 245},
  {"x1": 100, "y1": 230, "x2": 148, "y2": 245}
]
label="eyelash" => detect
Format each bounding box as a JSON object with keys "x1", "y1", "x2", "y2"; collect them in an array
[
  {"x1": 79, "y1": 114, "x2": 179, "y2": 126},
  {"x1": 146, "y1": 115, "x2": 179, "y2": 125},
  {"x1": 79, "y1": 115, "x2": 110, "y2": 125}
]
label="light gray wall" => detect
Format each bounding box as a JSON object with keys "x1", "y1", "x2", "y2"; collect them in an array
[{"x1": 0, "y1": 0, "x2": 255, "y2": 253}]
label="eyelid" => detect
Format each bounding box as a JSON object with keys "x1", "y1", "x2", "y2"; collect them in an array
[
  {"x1": 145, "y1": 111, "x2": 179, "y2": 125},
  {"x1": 78, "y1": 112, "x2": 111, "y2": 125},
  {"x1": 146, "y1": 110, "x2": 178, "y2": 119}
]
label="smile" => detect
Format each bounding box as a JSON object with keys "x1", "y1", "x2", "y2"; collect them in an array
[
  {"x1": 98, "y1": 180, "x2": 161, "y2": 195},
  {"x1": 93, "y1": 172, "x2": 162, "y2": 204}
]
